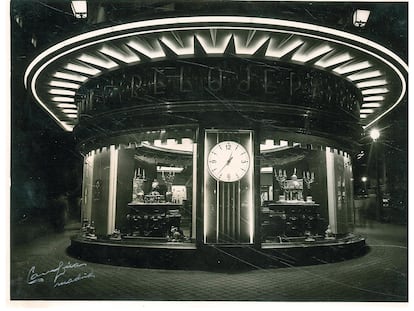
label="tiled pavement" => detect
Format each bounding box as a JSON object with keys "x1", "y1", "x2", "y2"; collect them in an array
[{"x1": 10, "y1": 222, "x2": 408, "y2": 301}]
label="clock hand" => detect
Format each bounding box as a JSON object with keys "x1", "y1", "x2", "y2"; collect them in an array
[
  {"x1": 217, "y1": 154, "x2": 233, "y2": 174},
  {"x1": 216, "y1": 146, "x2": 237, "y2": 175},
  {"x1": 217, "y1": 162, "x2": 229, "y2": 174},
  {"x1": 226, "y1": 149, "x2": 235, "y2": 164}
]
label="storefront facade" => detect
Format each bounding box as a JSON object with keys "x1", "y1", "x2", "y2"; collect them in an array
[{"x1": 24, "y1": 14, "x2": 407, "y2": 265}]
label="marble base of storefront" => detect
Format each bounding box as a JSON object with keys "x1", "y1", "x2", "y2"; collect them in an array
[{"x1": 68, "y1": 234, "x2": 366, "y2": 270}]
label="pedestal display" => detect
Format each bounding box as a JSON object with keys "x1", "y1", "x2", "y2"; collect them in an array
[
  {"x1": 126, "y1": 202, "x2": 182, "y2": 238},
  {"x1": 262, "y1": 168, "x2": 322, "y2": 242},
  {"x1": 126, "y1": 166, "x2": 186, "y2": 239},
  {"x1": 262, "y1": 201, "x2": 320, "y2": 240}
]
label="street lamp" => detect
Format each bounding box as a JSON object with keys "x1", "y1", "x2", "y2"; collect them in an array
[
  {"x1": 369, "y1": 128, "x2": 381, "y2": 221},
  {"x1": 356, "y1": 176, "x2": 368, "y2": 225},
  {"x1": 370, "y1": 128, "x2": 380, "y2": 141},
  {"x1": 71, "y1": 1, "x2": 87, "y2": 19},
  {"x1": 361, "y1": 176, "x2": 368, "y2": 194},
  {"x1": 353, "y1": 9, "x2": 371, "y2": 28}
]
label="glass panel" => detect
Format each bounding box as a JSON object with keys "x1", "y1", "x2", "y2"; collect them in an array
[
  {"x1": 260, "y1": 139, "x2": 331, "y2": 243},
  {"x1": 90, "y1": 148, "x2": 111, "y2": 236},
  {"x1": 81, "y1": 128, "x2": 197, "y2": 243},
  {"x1": 117, "y1": 136, "x2": 196, "y2": 242},
  {"x1": 325, "y1": 148, "x2": 356, "y2": 235}
]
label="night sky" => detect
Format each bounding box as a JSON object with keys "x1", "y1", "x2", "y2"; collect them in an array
[{"x1": 11, "y1": 15, "x2": 83, "y2": 224}]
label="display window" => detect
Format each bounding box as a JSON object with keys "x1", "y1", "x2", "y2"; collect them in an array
[
  {"x1": 81, "y1": 128, "x2": 198, "y2": 244},
  {"x1": 259, "y1": 134, "x2": 354, "y2": 244},
  {"x1": 80, "y1": 127, "x2": 354, "y2": 247}
]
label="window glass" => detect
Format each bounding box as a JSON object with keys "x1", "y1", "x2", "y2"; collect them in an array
[
  {"x1": 82, "y1": 128, "x2": 197, "y2": 243},
  {"x1": 259, "y1": 136, "x2": 345, "y2": 243}
]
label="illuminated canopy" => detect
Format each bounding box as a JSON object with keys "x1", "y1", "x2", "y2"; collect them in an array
[{"x1": 24, "y1": 16, "x2": 407, "y2": 131}]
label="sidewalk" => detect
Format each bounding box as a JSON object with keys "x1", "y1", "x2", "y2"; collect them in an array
[{"x1": 10, "y1": 221, "x2": 407, "y2": 301}]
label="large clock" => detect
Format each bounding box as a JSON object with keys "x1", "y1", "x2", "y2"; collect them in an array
[{"x1": 207, "y1": 141, "x2": 250, "y2": 182}]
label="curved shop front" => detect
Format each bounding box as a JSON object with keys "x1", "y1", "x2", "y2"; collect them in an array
[{"x1": 24, "y1": 16, "x2": 407, "y2": 267}]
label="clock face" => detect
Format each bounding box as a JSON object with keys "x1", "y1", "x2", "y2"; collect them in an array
[{"x1": 207, "y1": 141, "x2": 250, "y2": 182}]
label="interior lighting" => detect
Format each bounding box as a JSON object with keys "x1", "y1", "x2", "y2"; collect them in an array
[
  {"x1": 233, "y1": 34, "x2": 269, "y2": 55},
  {"x1": 49, "y1": 89, "x2": 76, "y2": 96},
  {"x1": 291, "y1": 44, "x2": 333, "y2": 63},
  {"x1": 181, "y1": 138, "x2": 193, "y2": 145},
  {"x1": 126, "y1": 38, "x2": 166, "y2": 59},
  {"x1": 260, "y1": 139, "x2": 278, "y2": 151},
  {"x1": 53, "y1": 72, "x2": 88, "y2": 82},
  {"x1": 362, "y1": 102, "x2": 381, "y2": 108},
  {"x1": 57, "y1": 103, "x2": 77, "y2": 108},
  {"x1": 347, "y1": 70, "x2": 382, "y2": 81},
  {"x1": 99, "y1": 45, "x2": 141, "y2": 63},
  {"x1": 22, "y1": 16, "x2": 407, "y2": 132},
  {"x1": 159, "y1": 35, "x2": 195, "y2": 56},
  {"x1": 333, "y1": 61, "x2": 371, "y2": 75},
  {"x1": 49, "y1": 80, "x2": 81, "y2": 89},
  {"x1": 266, "y1": 38, "x2": 304, "y2": 58},
  {"x1": 356, "y1": 79, "x2": 387, "y2": 88},
  {"x1": 65, "y1": 63, "x2": 101, "y2": 75},
  {"x1": 248, "y1": 132, "x2": 254, "y2": 244},
  {"x1": 156, "y1": 166, "x2": 184, "y2": 173},
  {"x1": 166, "y1": 139, "x2": 178, "y2": 145},
  {"x1": 364, "y1": 96, "x2": 385, "y2": 101},
  {"x1": 361, "y1": 88, "x2": 389, "y2": 95},
  {"x1": 77, "y1": 54, "x2": 118, "y2": 69},
  {"x1": 51, "y1": 96, "x2": 75, "y2": 102},
  {"x1": 62, "y1": 109, "x2": 78, "y2": 114},
  {"x1": 314, "y1": 52, "x2": 353, "y2": 68},
  {"x1": 260, "y1": 167, "x2": 273, "y2": 173},
  {"x1": 195, "y1": 33, "x2": 232, "y2": 54},
  {"x1": 360, "y1": 109, "x2": 374, "y2": 114}
]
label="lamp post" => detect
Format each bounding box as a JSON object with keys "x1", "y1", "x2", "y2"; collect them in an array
[
  {"x1": 361, "y1": 176, "x2": 367, "y2": 194},
  {"x1": 370, "y1": 128, "x2": 381, "y2": 221},
  {"x1": 358, "y1": 176, "x2": 368, "y2": 225},
  {"x1": 71, "y1": 1, "x2": 88, "y2": 19},
  {"x1": 353, "y1": 9, "x2": 371, "y2": 27}
]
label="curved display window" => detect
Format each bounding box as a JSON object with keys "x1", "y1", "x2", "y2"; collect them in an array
[
  {"x1": 79, "y1": 126, "x2": 355, "y2": 248},
  {"x1": 259, "y1": 133, "x2": 354, "y2": 244},
  {"x1": 80, "y1": 128, "x2": 198, "y2": 243}
]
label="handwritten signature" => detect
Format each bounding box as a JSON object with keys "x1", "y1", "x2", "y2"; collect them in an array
[{"x1": 27, "y1": 261, "x2": 95, "y2": 287}]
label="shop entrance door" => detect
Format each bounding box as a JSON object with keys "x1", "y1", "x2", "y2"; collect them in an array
[{"x1": 203, "y1": 130, "x2": 255, "y2": 244}]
